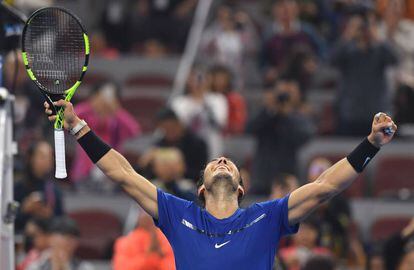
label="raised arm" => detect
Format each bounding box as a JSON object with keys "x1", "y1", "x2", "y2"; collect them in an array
[
  {"x1": 94, "y1": 147, "x2": 158, "y2": 218},
  {"x1": 288, "y1": 113, "x2": 397, "y2": 225},
  {"x1": 45, "y1": 100, "x2": 158, "y2": 219}
]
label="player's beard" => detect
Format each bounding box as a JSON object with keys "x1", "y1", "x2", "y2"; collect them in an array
[{"x1": 205, "y1": 172, "x2": 238, "y2": 197}]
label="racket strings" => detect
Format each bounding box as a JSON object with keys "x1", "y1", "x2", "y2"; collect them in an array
[{"x1": 24, "y1": 8, "x2": 85, "y2": 94}]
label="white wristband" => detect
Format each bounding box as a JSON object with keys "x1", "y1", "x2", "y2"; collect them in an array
[{"x1": 70, "y1": 120, "x2": 87, "y2": 135}]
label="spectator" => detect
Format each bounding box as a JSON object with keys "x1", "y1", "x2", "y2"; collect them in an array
[
  {"x1": 71, "y1": 80, "x2": 140, "y2": 182},
  {"x1": 377, "y1": 0, "x2": 414, "y2": 21},
  {"x1": 148, "y1": 0, "x2": 196, "y2": 52},
  {"x1": 283, "y1": 47, "x2": 318, "y2": 95},
  {"x1": 90, "y1": 31, "x2": 120, "y2": 60},
  {"x1": 307, "y1": 157, "x2": 332, "y2": 182},
  {"x1": 307, "y1": 157, "x2": 352, "y2": 261},
  {"x1": 247, "y1": 79, "x2": 314, "y2": 194},
  {"x1": 170, "y1": 69, "x2": 228, "y2": 159},
  {"x1": 10, "y1": 0, "x2": 54, "y2": 13},
  {"x1": 151, "y1": 148, "x2": 196, "y2": 201},
  {"x1": 368, "y1": 250, "x2": 385, "y2": 270},
  {"x1": 301, "y1": 255, "x2": 335, "y2": 270},
  {"x1": 200, "y1": 5, "x2": 258, "y2": 86},
  {"x1": 261, "y1": 0, "x2": 325, "y2": 86},
  {"x1": 296, "y1": 0, "x2": 322, "y2": 27},
  {"x1": 269, "y1": 173, "x2": 299, "y2": 200},
  {"x1": 347, "y1": 235, "x2": 368, "y2": 270},
  {"x1": 279, "y1": 218, "x2": 332, "y2": 270},
  {"x1": 125, "y1": 0, "x2": 150, "y2": 52},
  {"x1": 126, "y1": 0, "x2": 195, "y2": 53},
  {"x1": 14, "y1": 141, "x2": 64, "y2": 233},
  {"x1": 112, "y1": 213, "x2": 175, "y2": 270},
  {"x1": 393, "y1": 84, "x2": 414, "y2": 127},
  {"x1": 208, "y1": 65, "x2": 247, "y2": 135},
  {"x1": 308, "y1": 157, "x2": 367, "y2": 268},
  {"x1": 117, "y1": 0, "x2": 169, "y2": 57},
  {"x1": 234, "y1": 8, "x2": 260, "y2": 56},
  {"x1": 200, "y1": 5, "x2": 241, "y2": 69},
  {"x1": 149, "y1": 0, "x2": 197, "y2": 52},
  {"x1": 27, "y1": 217, "x2": 93, "y2": 270},
  {"x1": 330, "y1": 11, "x2": 398, "y2": 136},
  {"x1": 377, "y1": 0, "x2": 414, "y2": 125},
  {"x1": 383, "y1": 217, "x2": 414, "y2": 270},
  {"x1": 142, "y1": 108, "x2": 207, "y2": 182},
  {"x1": 302, "y1": 0, "x2": 363, "y2": 44},
  {"x1": 142, "y1": 39, "x2": 168, "y2": 58},
  {"x1": 100, "y1": 1, "x2": 129, "y2": 51},
  {"x1": 3, "y1": 51, "x2": 46, "y2": 139},
  {"x1": 398, "y1": 247, "x2": 414, "y2": 270},
  {"x1": 18, "y1": 218, "x2": 51, "y2": 270}
]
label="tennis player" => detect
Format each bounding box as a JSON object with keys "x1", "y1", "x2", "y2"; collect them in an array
[{"x1": 45, "y1": 100, "x2": 397, "y2": 270}]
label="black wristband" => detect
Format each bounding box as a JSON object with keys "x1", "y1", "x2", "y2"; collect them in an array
[
  {"x1": 77, "y1": 130, "x2": 111, "y2": 163},
  {"x1": 346, "y1": 138, "x2": 380, "y2": 173}
]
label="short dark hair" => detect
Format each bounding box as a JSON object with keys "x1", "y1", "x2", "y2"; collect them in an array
[
  {"x1": 25, "y1": 140, "x2": 52, "y2": 179},
  {"x1": 271, "y1": 173, "x2": 292, "y2": 189},
  {"x1": 208, "y1": 64, "x2": 234, "y2": 93},
  {"x1": 90, "y1": 79, "x2": 122, "y2": 99},
  {"x1": 27, "y1": 217, "x2": 51, "y2": 233},
  {"x1": 301, "y1": 255, "x2": 335, "y2": 270},
  {"x1": 302, "y1": 216, "x2": 320, "y2": 231},
  {"x1": 156, "y1": 107, "x2": 179, "y2": 122},
  {"x1": 196, "y1": 167, "x2": 244, "y2": 208},
  {"x1": 50, "y1": 217, "x2": 80, "y2": 237}
]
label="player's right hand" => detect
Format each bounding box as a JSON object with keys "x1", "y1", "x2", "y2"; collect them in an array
[
  {"x1": 44, "y1": 100, "x2": 81, "y2": 130},
  {"x1": 367, "y1": 112, "x2": 397, "y2": 148}
]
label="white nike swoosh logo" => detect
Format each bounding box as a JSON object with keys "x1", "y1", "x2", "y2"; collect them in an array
[
  {"x1": 215, "y1": 240, "x2": 230, "y2": 249},
  {"x1": 363, "y1": 157, "x2": 371, "y2": 168}
]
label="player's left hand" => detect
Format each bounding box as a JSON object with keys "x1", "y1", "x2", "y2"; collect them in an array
[{"x1": 367, "y1": 112, "x2": 397, "y2": 148}]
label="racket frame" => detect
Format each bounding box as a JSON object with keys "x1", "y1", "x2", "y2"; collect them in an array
[{"x1": 21, "y1": 7, "x2": 90, "y2": 178}]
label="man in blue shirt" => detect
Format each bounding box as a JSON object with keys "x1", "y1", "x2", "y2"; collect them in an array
[{"x1": 45, "y1": 101, "x2": 397, "y2": 270}]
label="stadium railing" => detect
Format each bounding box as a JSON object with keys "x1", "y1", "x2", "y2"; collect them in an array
[{"x1": 0, "y1": 88, "x2": 17, "y2": 270}]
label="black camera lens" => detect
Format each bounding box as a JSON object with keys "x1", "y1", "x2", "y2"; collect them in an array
[{"x1": 277, "y1": 92, "x2": 290, "y2": 103}]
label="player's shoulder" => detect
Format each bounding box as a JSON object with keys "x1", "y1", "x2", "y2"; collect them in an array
[
  {"x1": 157, "y1": 188, "x2": 196, "y2": 209},
  {"x1": 247, "y1": 196, "x2": 290, "y2": 213}
]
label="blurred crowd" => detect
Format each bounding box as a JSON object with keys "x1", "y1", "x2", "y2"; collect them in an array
[
  {"x1": 3, "y1": 0, "x2": 414, "y2": 269},
  {"x1": 12, "y1": 138, "x2": 414, "y2": 270}
]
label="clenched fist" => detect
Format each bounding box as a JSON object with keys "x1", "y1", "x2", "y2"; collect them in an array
[
  {"x1": 367, "y1": 112, "x2": 397, "y2": 148},
  {"x1": 44, "y1": 100, "x2": 81, "y2": 130}
]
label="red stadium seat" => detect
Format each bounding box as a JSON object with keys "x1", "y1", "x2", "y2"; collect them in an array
[
  {"x1": 82, "y1": 72, "x2": 109, "y2": 86},
  {"x1": 125, "y1": 74, "x2": 172, "y2": 87},
  {"x1": 69, "y1": 209, "x2": 122, "y2": 260},
  {"x1": 370, "y1": 216, "x2": 411, "y2": 242},
  {"x1": 373, "y1": 156, "x2": 414, "y2": 197},
  {"x1": 121, "y1": 96, "x2": 166, "y2": 133},
  {"x1": 318, "y1": 102, "x2": 336, "y2": 135}
]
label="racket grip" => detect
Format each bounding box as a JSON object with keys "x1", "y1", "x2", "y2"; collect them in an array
[{"x1": 54, "y1": 129, "x2": 67, "y2": 179}]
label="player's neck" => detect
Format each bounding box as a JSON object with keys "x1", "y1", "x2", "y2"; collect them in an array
[{"x1": 204, "y1": 191, "x2": 239, "y2": 220}]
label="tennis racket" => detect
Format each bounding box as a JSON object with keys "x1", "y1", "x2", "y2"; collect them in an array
[{"x1": 21, "y1": 7, "x2": 90, "y2": 179}]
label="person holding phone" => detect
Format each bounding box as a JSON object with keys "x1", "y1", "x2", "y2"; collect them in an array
[{"x1": 70, "y1": 80, "x2": 141, "y2": 183}]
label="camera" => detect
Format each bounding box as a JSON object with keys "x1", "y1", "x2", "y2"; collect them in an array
[{"x1": 276, "y1": 92, "x2": 290, "y2": 103}]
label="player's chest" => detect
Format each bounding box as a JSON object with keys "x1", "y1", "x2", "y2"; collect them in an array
[{"x1": 172, "y1": 212, "x2": 271, "y2": 256}]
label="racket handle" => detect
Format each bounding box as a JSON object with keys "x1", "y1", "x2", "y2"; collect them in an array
[{"x1": 54, "y1": 129, "x2": 67, "y2": 179}]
